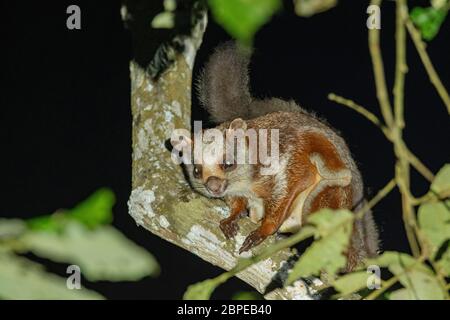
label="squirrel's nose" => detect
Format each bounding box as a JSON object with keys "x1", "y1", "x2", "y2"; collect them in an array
[{"x1": 205, "y1": 176, "x2": 227, "y2": 195}]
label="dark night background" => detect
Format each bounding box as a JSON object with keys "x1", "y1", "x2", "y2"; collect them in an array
[{"x1": 1, "y1": 0, "x2": 449, "y2": 299}]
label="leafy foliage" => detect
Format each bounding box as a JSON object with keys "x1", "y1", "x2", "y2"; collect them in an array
[
  {"x1": 437, "y1": 247, "x2": 450, "y2": 276},
  {"x1": 27, "y1": 188, "x2": 115, "y2": 231},
  {"x1": 417, "y1": 164, "x2": 450, "y2": 272},
  {"x1": 232, "y1": 291, "x2": 262, "y2": 300},
  {"x1": 0, "y1": 252, "x2": 104, "y2": 300},
  {"x1": 183, "y1": 276, "x2": 228, "y2": 300},
  {"x1": 369, "y1": 252, "x2": 445, "y2": 300},
  {"x1": 208, "y1": 0, "x2": 282, "y2": 45},
  {"x1": 286, "y1": 210, "x2": 353, "y2": 284},
  {"x1": 0, "y1": 189, "x2": 159, "y2": 299},
  {"x1": 332, "y1": 271, "x2": 370, "y2": 296},
  {"x1": 410, "y1": 6, "x2": 448, "y2": 40},
  {"x1": 0, "y1": 219, "x2": 26, "y2": 239},
  {"x1": 418, "y1": 201, "x2": 450, "y2": 258},
  {"x1": 430, "y1": 164, "x2": 450, "y2": 195},
  {"x1": 22, "y1": 223, "x2": 159, "y2": 281},
  {"x1": 151, "y1": 0, "x2": 176, "y2": 29}
]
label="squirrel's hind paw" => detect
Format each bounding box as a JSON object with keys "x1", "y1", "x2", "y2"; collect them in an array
[
  {"x1": 220, "y1": 218, "x2": 240, "y2": 239},
  {"x1": 239, "y1": 230, "x2": 266, "y2": 254}
]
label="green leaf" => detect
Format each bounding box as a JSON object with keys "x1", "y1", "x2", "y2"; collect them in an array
[
  {"x1": 22, "y1": 222, "x2": 159, "y2": 281},
  {"x1": 387, "y1": 270, "x2": 445, "y2": 300},
  {"x1": 388, "y1": 288, "x2": 415, "y2": 300},
  {"x1": 232, "y1": 291, "x2": 262, "y2": 300},
  {"x1": 26, "y1": 214, "x2": 63, "y2": 232},
  {"x1": 0, "y1": 252, "x2": 104, "y2": 300},
  {"x1": 418, "y1": 200, "x2": 450, "y2": 259},
  {"x1": 307, "y1": 209, "x2": 353, "y2": 236},
  {"x1": 183, "y1": 275, "x2": 228, "y2": 300},
  {"x1": 436, "y1": 245, "x2": 450, "y2": 276},
  {"x1": 410, "y1": 6, "x2": 448, "y2": 41},
  {"x1": 164, "y1": 0, "x2": 176, "y2": 12},
  {"x1": 431, "y1": 163, "x2": 450, "y2": 196},
  {"x1": 287, "y1": 209, "x2": 353, "y2": 284},
  {"x1": 68, "y1": 188, "x2": 115, "y2": 228},
  {"x1": 27, "y1": 188, "x2": 115, "y2": 231},
  {"x1": 294, "y1": 0, "x2": 338, "y2": 17},
  {"x1": 151, "y1": 12, "x2": 175, "y2": 29},
  {"x1": 368, "y1": 251, "x2": 427, "y2": 275},
  {"x1": 208, "y1": 0, "x2": 282, "y2": 45},
  {"x1": 369, "y1": 251, "x2": 445, "y2": 300},
  {"x1": 0, "y1": 218, "x2": 26, "y2": 239},
  {"x1": 286, "y1": 228, "x2": 350, "y2": 282},
  {"x1": 333, "y1": 271, "x2": 370, "y2": 296}
]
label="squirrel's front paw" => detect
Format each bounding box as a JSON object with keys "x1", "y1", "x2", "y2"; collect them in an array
[
  {"x1": 239, "y1": 230, "x2": 266, "y2": 254},
  {"x1": 220, "y1": 218, "x2": 239, "y2": 239}
]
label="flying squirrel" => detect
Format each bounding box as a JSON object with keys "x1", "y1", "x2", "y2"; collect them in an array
[{"x1": 171, "y1": 42, "x2": 379, "y2": 271}]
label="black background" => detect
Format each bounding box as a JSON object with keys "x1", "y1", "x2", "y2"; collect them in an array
[{"x1": 1, "y1": 0, "x2": 449, "y2": 299}]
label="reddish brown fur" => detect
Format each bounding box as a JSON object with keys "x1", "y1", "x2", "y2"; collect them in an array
[
  {"x1": 197, "y1": 111, "x2": 378, "y2": 268},
  {"x1": 309, "y1": 185, "x2": 353, "y2": 213},
  {"x1": 301, "y1": 132, "x2": 346, "y2": 171},
  {"x1": 192, "y1": 42, "x2": 379, "y2": 269},
  {"x1": 239, "y1": 130, "x2": 351, "y2": 253},
  {"x1": 221, "y1": 197, "x2": 248, "y2": 238}
]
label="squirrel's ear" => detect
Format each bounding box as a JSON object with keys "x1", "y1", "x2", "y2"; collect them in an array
[
  {"x1": 170, "y1": 130, "x2": 192, "y2": 151},
  {"x1": 229, "y1": 118, "x2": 247, "y2": 131}
]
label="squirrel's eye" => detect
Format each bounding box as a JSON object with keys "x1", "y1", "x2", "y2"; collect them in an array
[
  {"x1": 193, "y1": 166, "x2": 201, "y2": 178},
  {"x1": 223, "y1": 160, "x2": 236, "y2": 171}
]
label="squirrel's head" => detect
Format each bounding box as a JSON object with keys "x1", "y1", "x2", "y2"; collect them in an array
[{"x1": 171, "y1": 118, "x2": 253, "y2": 198}]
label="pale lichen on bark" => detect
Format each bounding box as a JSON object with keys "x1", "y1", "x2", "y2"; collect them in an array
[{"x1": 125, "y1": 3, "x2": 315, "y2": 300}]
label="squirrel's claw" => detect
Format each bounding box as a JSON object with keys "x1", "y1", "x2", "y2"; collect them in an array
[
  {"x1": 220, "y1": 218, "x2": 239, "y2": 239},
  {"x1": 239, "y1": 230, "x2": 265, "y2": 254}
]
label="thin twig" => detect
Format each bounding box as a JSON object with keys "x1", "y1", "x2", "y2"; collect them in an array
[
  {"x1": 328, "y1": 93, "x2": 434, "y2": 182},
  {"x1": 368, "y1": 0, "x2": 395, "y2": 128},
  {"x1": 396, "y1": 161, "x2": 421, "y2": 258},
  {"x1": 394, "y1": 0, "x2": 407, "y2": 128},
  {"x1": 365, "y1": 272, "x2": 398, "y2": 300},
  {"x1": 355, "y1": 178, "x2": 396, "y2": 219},
  {"x1": 403, "y1": 145, "x2": 435, "y2": 182},
  {"x1": 392, "y1": 0, "x2": 420, "y2": 259},
  {"x1": 328, "y1": 93, "x2": 391, "y2": 138},
  {"x1": 405, "y1": 18, "x2": 450, "y2": 114}
]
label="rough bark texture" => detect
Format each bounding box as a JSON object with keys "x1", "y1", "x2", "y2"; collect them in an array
[{"x1": 125, "y1": 2, "x2": 315, "y2": 300}]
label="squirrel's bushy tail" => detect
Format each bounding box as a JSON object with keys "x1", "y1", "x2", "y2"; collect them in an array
[
  {"x1": 345, "y1": 169, "x2": 380, "y2": 271},
  {"x1": 197, "y1": 42, "x2": 252, "y2": 123},
  {"x1": 346, "y1": 202, "x2": 380, "y2": 271},
  {"x1": 197, "y1": 41, "x2": 298, "y2": 123}
]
